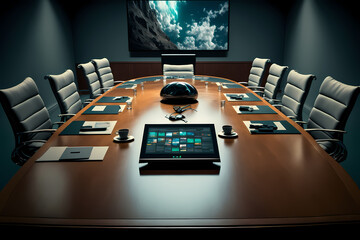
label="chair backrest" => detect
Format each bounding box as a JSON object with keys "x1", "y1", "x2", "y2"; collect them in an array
[
  {"x1": 45, "y1": 69, "x2": 82, "y2": 115},
  {"x1": 0, "y1": 77, "x2": 52, "y2": 141},
  {"x1": 247, "y1": 58, "x2": 271, "y2": 87},
  {"x1": 92, "y1": 58, "x2": 115, "y2": 89},
  {"x1": 280, "y1": 70, "x2": 315, "y2": 121},
  {"x1": 163, "y1": 64, "x2": 194, "y2": 77},
  {"x1": 77, "y1": 61, "x2": 102, "y2": 99},
  {"x1": 161, "y1": 54, "x2": 196, "y2": 74},
  {"x1": 307, "y1": 76, "x2": 360, "y2": 141},
  {"x1": 263, "y1": 63, "x2": 288, "y2": 99}
]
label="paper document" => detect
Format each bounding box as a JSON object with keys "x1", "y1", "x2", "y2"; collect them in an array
[
  {"x1": 92, "y1": 106, "x2": 106, "y2": 112},
  {"x1": 80, "y1": 121, "x2": 116, "y2": 135}
]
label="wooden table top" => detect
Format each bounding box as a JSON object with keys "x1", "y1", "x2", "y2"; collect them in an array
[{"x1": 1, "y1": 75, "x2": 360, "y2": 230}]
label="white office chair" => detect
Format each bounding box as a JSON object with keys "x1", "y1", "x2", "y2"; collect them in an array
[
  {"x1": 92, "y1": 58, "x2": 124, "y2": 89},
  {"x1": 239, "y1": 58, "x2": 271, "y2": 88},
  {"x1": 303, "y1": 76, "x2": 359, "y2": 162},
  {"x1": 45, "y1": 69, "x2": 92, "y2": 121},
  {"x1": 0, "y1": 78, "x2": 58, "y2": 165},
  {"x1": 273, "y1": 70, "x2": 316, "y2": 121},
  {"x1": 253, "y1": 63, "x2": 288, "y2": 102},
  {"x1": 77, "y1": 61, "x2": 103, "y2": 99}
]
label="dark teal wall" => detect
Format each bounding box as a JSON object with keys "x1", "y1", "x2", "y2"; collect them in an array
[
  {"x1": 0, "y1": 0, "x2": 76, "y2": 189},
  {"x1": 283, "y1": 0, "x2": 360, "y2": 186}
]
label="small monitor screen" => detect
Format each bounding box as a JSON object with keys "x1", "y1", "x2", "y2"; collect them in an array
[{"x1": 140, "y1": 124, "x2": 220, "y2": 162}]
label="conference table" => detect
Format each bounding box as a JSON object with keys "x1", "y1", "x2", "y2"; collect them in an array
[{"x1": 1, "y1": 75, "x2": 360, "y2": 233}]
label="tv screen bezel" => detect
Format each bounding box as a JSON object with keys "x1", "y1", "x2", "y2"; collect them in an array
[{"x1": 126, "y1": 0, "x2": 230, "y2": 52}]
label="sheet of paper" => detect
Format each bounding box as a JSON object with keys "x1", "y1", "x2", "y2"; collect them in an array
[
  {"x1": 92, "y1": 106, "x2": 106, "y2": 112},
  {"x1": 36, "y1": 146, "x2": 109, "y2": 162},
  {"x1": 119, "y1": 105, "x2": 126, "y2": 112},
  {"x1": 81, "y1": 121, "x2": 116, "y2": 135},
  {"x1": 274, "y1": 121, "x2": 286, "y2": 131}
]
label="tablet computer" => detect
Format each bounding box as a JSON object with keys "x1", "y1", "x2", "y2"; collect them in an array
[{"x1": 140, "y1": 124, "x2": 220, "y2": 163}]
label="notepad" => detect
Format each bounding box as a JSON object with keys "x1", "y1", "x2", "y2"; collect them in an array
[
  {"x1": 36, "y1": 146, "x2": 109, "y2": 162},
  {"x1": 92, "y1": 106, "x2": 106, "y2": 111},
  {"x1": 233, "y1": 105, "x2": 277, "y2": 114}
]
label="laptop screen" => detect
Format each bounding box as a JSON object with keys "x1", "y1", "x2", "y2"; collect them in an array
[{"x1": 140, "y1": 124, "x2": 220, "y2": 162}]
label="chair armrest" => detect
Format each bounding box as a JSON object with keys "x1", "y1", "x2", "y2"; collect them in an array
[
  {"x1": 252, "y1": 90, "x2": 264, "y2": 96},
  {"x1": 82, "y1": 99, "x2": 93, "y2": 107},
  {"x1": 53, "y1": 122, "x2": 65, "y2": 127},
  {"x1": 101, "y1": 87, "x2": 112, "y2": 93},
  {"x1": 22, "y1": 139, "x2": 48, "y2": 145},
  {"x1": 16, "y1": 129, "x2": 56, "y2": 145},
  {"x1": 305, "y1": 128, "x2": 346, "y2": 134},
  {"x1": 58, "y1": 113, "x2": 75, "y2": 122},
  {"x1": 270, "y1": 99, "x2": 281, "y2": 103},
  {"x1": 59, "y1": 113, "x2": 75, "y2": 117},
  {"x1": 114, "y1": 81, "x2": 125, "y2": 84},
  {"x1": 18, "y1": 129, "x2": 57, "y2": 136},
  {"x1": 315, "y1": 139, "x2": 341, "y2": 143},
  {"x1": 92, "y1": 94, "x2": 102, "y2": 99},
  {"x1": 272, "y1": 104, "x2": 282, "y2": 110},
  {"x1": 272, "y1": 104, "x2": 282, "y2": 107},
  {"x1": 295, "y1": 120, "x2": 307, "y2": 127},
  {"x1": 237, "y1": 81, "x2": 248, "y2": 85},
  {"x1": 247, "y1": 86, "x2": 265, "y2": 90},
  {"x1": 262, "y1": 97, "x2": 278, "y2": 103}
]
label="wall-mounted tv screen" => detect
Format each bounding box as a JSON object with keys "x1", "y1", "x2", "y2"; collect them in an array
[{"x1": 127, "y1": 0, "x2": 229, "y2": 51}]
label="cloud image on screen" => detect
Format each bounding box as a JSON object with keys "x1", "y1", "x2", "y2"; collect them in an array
[{"x1": 127, "y1": 0, "x2": 229, "y2": 51}]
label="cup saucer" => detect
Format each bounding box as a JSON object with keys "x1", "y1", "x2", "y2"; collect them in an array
[
  {"x1": 113, "y1": 135, "x2": 135, "y2": 143},
  {"x1": 218, "y1": 130, "x2": 238, "y2": 138}
]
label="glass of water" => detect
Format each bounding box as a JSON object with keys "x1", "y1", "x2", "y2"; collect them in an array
[{"x1": 126, "y1": 101, "x2": 132, "y2": 110}]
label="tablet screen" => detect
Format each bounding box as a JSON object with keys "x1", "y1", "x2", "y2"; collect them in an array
[{"x1": 140, "y1": 124, "x2": 220, "y2": 162}]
